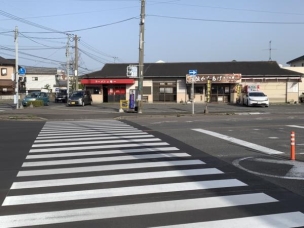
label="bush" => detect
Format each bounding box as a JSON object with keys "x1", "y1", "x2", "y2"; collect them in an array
[{"x1": 27, "y1": 100, "x2": 44, "y2": 107}]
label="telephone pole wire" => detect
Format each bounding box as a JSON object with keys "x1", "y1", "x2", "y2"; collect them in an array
[
  {"x1": 14, "y1": 26, "x2": 19, "y2": 109},
  {"x1": 137, "y1": 0, "x2": 145, "y2": 114}
]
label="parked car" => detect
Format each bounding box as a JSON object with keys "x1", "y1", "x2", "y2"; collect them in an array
[
  {"x1": 22, "y1": 92, "x2": 49, "y2": 106},
  {"x1": 67, "y1": 90, "x2": 92, "y2": 106},
  {"x1": 243, "y1": 91, "x2": 269, "y2": 107},
  {"x1": 299, "y1": 93, "x2": 304, "y2": 103},
  {"x1": 55, "y1": 90, "x2": 67, "y2": 103}
]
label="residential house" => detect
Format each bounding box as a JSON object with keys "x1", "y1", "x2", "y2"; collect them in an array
[
  {"x1": 0, "y1": 56, "x2": 15, "y2": 95},
  {"x1": 24, "y1": 66, "x2": 58, "y2": 93}
]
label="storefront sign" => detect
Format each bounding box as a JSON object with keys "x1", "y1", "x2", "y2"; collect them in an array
[
  {"x1": 186, "y1": 74, "x2": 242, "y2": 84},
  {"x1": 81, "y1": 79, "x2": 135, "y2": 85}
]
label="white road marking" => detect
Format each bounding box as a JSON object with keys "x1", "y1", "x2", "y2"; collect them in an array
[
  {"x1": 38, "y1": 129, "x2": 143, "y2": 136},
  {"x1": 0, "y1": 193, "x2": 277, "y2": 227},
  {"x1": 287, "y1": 125, "x2": 304, "y2": 129},
  {"x1": 32, "y1": 138, "x2": 161, "y2": 148},
  {"x1": 268, "y1": 137, "x2": 278, "y2": 139},
  {"x1": 40, "y1": 126, "x2": 135, "y2": 133},
  {"x1": 233, "y1": 157, "x2": 304, "y2": 180},
  {"x1": 22, "y1": 153, "x2": 191, "y2": 167},
  {"x1": 12, "y1": 168, "x2": 222, "y2": 189},
  {"x1": 4, "y1": 179, "x2": 246, "y2": 206},
  {"x1": 193, "y1": 129, "x2": 284, "y2": 155},
  {"x1": 36, "y1": 132, "x2": 148, "y2": 140},
  {"x1": 26, "y1": 147, "x2": 179, "y2": 159},
  {"x1": 29, "y1": 142, "x2": 170, "y2": 153},
  {"x1": 18, "y1": 160, "x2": 205, "y2": 177},
  {"x1": 151, "y1": 212, "x2": 304, "y2": 228},
  {"x1": 34, "y1": 134, "x2": 154, "y2": 143}
]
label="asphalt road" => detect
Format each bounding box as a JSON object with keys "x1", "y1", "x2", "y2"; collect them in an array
[{"x1": 0, "y1": 118, "x2": 304, "y2": 227}]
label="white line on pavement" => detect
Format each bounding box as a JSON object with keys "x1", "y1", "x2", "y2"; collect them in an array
[
  {"x1": 4, "y1": 179, "x2": 246, "y2": 205},
  {"x1": 193, "y1": 129, "x2": 284, "y2": 155},
  {"x1": 22, "y1": 153, "x2": 191, "y2": 167},
  {"x1": 0, "y1": 193, "x2": 277, "y2": 227}
]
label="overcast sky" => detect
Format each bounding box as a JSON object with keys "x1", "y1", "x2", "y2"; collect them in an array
[{"x1": 0, "y1": 0, "x2": 304, "y2": 75}]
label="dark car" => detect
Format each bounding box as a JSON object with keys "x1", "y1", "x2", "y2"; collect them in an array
[
  {"x1": 67, "y1": 90, "x2": 92, "y2": 106},
  {"x1": 55, "y1": 90, "x2": 67, "y2": 103}
]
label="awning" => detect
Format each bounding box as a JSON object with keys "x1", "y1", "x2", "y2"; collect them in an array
[
  {"x1": 81, "y1": 79, "x2": 135, "y2": 85},
  {"x1": 0, "y1": 79, "x2": 14, "y2": 87}
]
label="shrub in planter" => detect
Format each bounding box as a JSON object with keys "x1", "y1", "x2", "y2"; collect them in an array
[{"x1": 27, "y1": 100, "x2": 44, "y2": 107}]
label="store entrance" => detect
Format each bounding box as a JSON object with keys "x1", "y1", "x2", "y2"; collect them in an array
[
  {"x1": 103, "y1": 85, "x2": 126, "y2": 103},
  {"x1": 210, "y1": 84, "x2": 230, "y2": 103}
]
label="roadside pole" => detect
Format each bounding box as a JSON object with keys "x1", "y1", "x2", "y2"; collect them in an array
[
  {"x1": 192, "y1": 77, "x2": 194, "y2": 114},
  {"x1": 66, "y1": 36, "x2": 70, "y2": 97},
  {"x1": 189, "y1": 69, "x2": 197, "y2": 115},
  {"x1": 14, "y1": 26, "x2": 19, "y2": 109}
]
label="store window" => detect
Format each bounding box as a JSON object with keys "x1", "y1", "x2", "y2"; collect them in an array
[{"x1": 32, "y1": 77, "x2": 38, "y2": 81}]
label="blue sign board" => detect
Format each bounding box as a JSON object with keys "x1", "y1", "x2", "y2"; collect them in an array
[
  {"x1": 18, "y1": 67, "x2": 26, "y2": 75},
  {"x1": 129, "y1": 93, "x2": 135, "y2": 109},
  {"x1": 189, "y1": 69, "x2": 197, "y2": 75}
]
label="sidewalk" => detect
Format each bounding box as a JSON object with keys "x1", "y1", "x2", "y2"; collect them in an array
[{"x1": 0, "y1": 101, "x2": 303, "y2": 120}]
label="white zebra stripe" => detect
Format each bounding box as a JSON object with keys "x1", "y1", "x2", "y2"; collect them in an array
[
  {"x1": 4, "y1": 179, "x2": 247, "y2": 205},
  {"x1": 18, "y1": 160, "x2": 205, "y2": 177},
  {"x1": 26, "y1": 147, "x2": 179, "y2": 159},
  {"x1": 12, "y1": 168, "x2": 223, "y2": 189},
  {"x1": 0, "y1": 193, "x2": 277, "y2": 227},
  {"x1": 22, "y1": 153, "x2": 191, "y2": 167},
  {"x1": 29, "y1": 142, "x2": 170, "y2": 153}
]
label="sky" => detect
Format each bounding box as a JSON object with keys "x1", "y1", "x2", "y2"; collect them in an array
[{"x1": 0, "y1": 0, "x2": 304, "y2": 75}]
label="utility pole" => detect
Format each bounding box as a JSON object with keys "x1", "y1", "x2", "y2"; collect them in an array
[
  {"x1": 269, "y1": 40, "x2": 272, "y2": 61},
  {"x1": 66, "y1": 35, "x2": 70, "y2": 97},
  {"x1": 137, "y1": 0, "x2": 145, "y2": 114},
  {"x1": 74, "y1": 35, "x2": 79, "y2": 90},
  {"x1": 14, "y1": 26, "x2": 19, "y2": 109}
]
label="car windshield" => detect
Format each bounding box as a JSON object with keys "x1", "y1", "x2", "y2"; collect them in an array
[
  {"x1": 25, "y1": 93, "x2": 38, "y2": 98},
  {"x1": 249, "y1": 92, "x2": 265, "y2": 97},
  {"x1": 71, "y1": 91, "x2": 83, "y2": 98}
]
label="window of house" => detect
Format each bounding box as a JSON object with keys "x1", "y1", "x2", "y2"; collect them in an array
[
  {"x1": 302, "y1": 63, "x2": 304, "y2": 67},
  {"x1": 32, "y1": 77, "x2": 38, "y2": 81},
  {"x1": 1, "y1": 68, "x2": 7, "y2": 76}
]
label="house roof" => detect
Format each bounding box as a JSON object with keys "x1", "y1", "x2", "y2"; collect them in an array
[
  {"x1": 286, "y1": 55, "x2": 304, "y2": 64},
  {"x1": 81, "y1": 61, "x2": 302, "y2": 79},
  {"x1": 24, "y1": 66, "x2": 57, "y2": 75},
  {"x1": 0, "y1": 56, "x2": 15, "y2": 66}
]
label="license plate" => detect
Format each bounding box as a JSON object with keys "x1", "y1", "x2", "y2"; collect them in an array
[{"x1": 71, "y1": 102, "x2": 75, "y2": 104}]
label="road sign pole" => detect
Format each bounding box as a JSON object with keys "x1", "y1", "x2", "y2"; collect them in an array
[
  {"x1": 15, "y1": 26, "x2": 19, "y2": 109},
  {"x1": 192, "y1": 77, "x2": 194, "y2": 115}
]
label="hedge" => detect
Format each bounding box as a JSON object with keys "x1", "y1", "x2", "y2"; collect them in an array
[{"x1": 26, "y1": 100, "x2": 44, "y2": 107}]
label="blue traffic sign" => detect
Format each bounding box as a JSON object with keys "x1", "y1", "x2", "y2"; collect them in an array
[
  {"x1": 18, "y1": 67, "x2": 26, "y2": 75},
  {"x1": 189, "y1": 69, "x2": 197, "y2": 75}
]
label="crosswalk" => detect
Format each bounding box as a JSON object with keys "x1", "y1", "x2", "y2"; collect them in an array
[{"x1": 1, "y1": 120, "x2": 304, "y2": 227}]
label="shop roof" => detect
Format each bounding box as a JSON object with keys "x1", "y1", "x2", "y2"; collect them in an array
[
  {"x1": 81, "y1": 61, "x2": 302, "y2": 79},
  {"x1": 286, "y1": 55, "x2": 304, "y2": 64}
]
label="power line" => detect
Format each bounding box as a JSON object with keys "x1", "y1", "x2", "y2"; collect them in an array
[
  {"x1": 0, "y1": 9, "x2": 67, "y2": 35},
  {"x1": 19, "y1": 32, "x2": 66, "y2": 49},
  {"x1": 147, "y1": 14, "x2": 304, "y2": 24}
]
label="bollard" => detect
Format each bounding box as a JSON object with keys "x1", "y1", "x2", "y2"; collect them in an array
[{"x1": 290, "y1": 131, "x2": 296, "y2": 160}]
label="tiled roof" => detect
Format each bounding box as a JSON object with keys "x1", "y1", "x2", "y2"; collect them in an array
[
  {"x1": 0, "y1": 56, "x2": 15, "y2": 66},
  {"x1": 23, "y1": 66, "x2": 57, "y2": 75},
  {"x1": 82, "y1": 61, "x2": 302, "y2": 79},
  {"x1": 286, "y1": 55, "x2": 304, "y2": 64}
]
